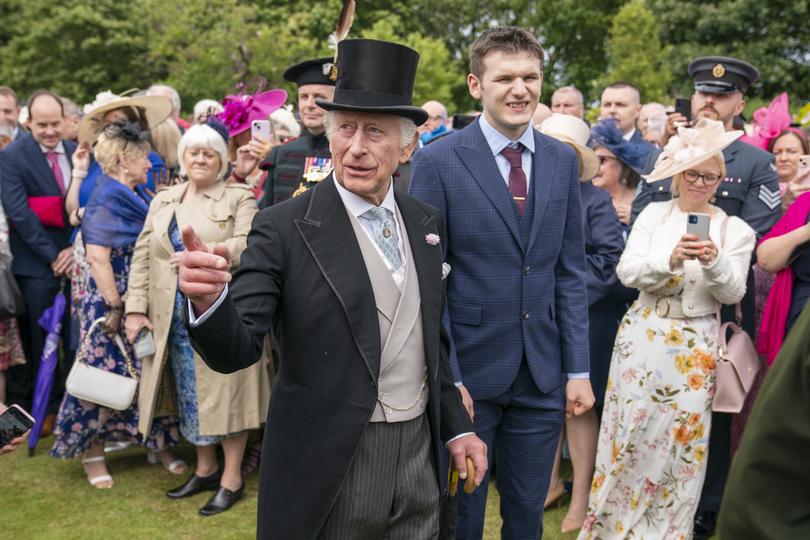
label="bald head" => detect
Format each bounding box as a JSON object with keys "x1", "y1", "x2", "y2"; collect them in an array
[
  {"x1": 420, "y1": 100, "x2": 447, "y2": 134},
  {"x1": 28, "y1": 91, "x2": 65, "y2": 149},
  {"x1": 551, "y1": 86, "x2": 584, "y2": 119}
]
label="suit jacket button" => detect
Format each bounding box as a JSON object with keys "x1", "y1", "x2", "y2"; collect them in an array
[
  {"x1": 721, "y1": 190, "x2": 729, "y2": 197},
  {"x1": 689, "y1": 278, "x2": 696, "y2": 284},
  {"x1": 523, "y1": 266, "x2": 531, "y2": 275},
  {"x1": 385, "y1": 407, "x2": 393, "y2": 414},
  {"x1": 688, "y1": 304, "x2": 695, "y2": 310},
  {"x1": 658, "y1": 186, "x2": 664, "y2": 191},
  {"x1": 522, "y1": 311, "x2": 530, "y2": 320}
]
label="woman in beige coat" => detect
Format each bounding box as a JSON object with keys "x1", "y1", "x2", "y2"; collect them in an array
[{"x1": 125, "y1": 124, "x2": 270, "y2": 516}]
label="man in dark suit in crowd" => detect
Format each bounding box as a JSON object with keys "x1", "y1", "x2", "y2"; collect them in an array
[
  {"x1": 179, "y1": 39, "x2": 487, "y2": 539},
  {"x1": 0, "y1": 86, "x2": 25, "y2": 141},
  {"x1": 0, "y1": 90, "x2": 75, "y2": 417},
  {"x1": 409, "y1": 27, "x2": 595, "y2": 539},
  {"x1": 631, "y1": 55, "x2": 781, "y2": 539},
  {"x1": 599, "y1": 82, "x2": 652, "y2": 148}
]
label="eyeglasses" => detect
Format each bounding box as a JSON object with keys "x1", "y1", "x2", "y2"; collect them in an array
[{"x1": 683, "y1": 169, "x2": 721, "y2": 186}]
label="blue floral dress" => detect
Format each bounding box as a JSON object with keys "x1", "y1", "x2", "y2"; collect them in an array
[
  {"x1": 51, "y1": 243, "x2": 180, "y2": 458},
  {"x1": 168, "y1": 216, "x2": 237, "y2": 445}
]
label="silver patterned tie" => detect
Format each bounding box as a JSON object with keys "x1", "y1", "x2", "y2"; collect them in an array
[{"x1": 363, "y1": 206, "x2": 403, "y2": 271}]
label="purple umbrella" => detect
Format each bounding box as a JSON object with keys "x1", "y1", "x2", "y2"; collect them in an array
[{"x1": 27, "y1": 287, "x2": 67, "y2": 456}]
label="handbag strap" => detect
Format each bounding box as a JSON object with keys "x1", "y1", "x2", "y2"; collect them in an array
[
  {"x1": 76, "y1": 317, "x2": 138, "y2": 380},
  {"x1": 715, "y1": 215, "x2": 743, "y2": 350}
]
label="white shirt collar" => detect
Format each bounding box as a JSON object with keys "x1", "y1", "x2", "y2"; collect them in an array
[
  {"x1": 333, "y1": 174, "x2": 397, "y2": 219},
  {"x1": 622, "y1": 128, "x2": 636, "y2": 141},
  {"x1": 38, "y1": 140, "x2": 65, "y2": 154},
  {"x1": 478, "y1": 114, "x2": 535, "y2": 157}
]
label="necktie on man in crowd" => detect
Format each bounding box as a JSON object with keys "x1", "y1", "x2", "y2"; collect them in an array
[
  {"x1": 501, "y1": 144, "x2": 527, "y2": 214},
  {"x1": 45, "y1": 151, "x2": 66, "y2": 194},
  {"x1": 363, "y1": 206, "x2": 403, "y2": 271}
]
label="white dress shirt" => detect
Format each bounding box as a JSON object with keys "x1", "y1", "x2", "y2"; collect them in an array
[
  {"x1": 38, "y1": 141, "x2": 71, "y2": 191},
  {"x1": 478, "y1": 114, "x2": 535, "y2": 187}
]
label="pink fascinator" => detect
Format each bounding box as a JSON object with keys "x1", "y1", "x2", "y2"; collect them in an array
[
  {"x1": 218, "y1": 80, "x2": 287, "y2": 137},
  {"x1": 740, "y1": 92, "x2": 794, "y2": 150}
]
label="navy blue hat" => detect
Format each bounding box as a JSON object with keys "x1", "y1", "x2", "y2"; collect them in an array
[
  {"x1": 590, "y1": 119, "x2": 650, "y2": 174},
  {"x1": 283, "y1": 57, "x2": 336, "y2": 88},
  {"x1": 688, "y1": 56, "x2": 759, "y2": 94}
]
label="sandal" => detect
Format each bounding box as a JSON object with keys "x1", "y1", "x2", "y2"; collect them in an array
[
  {"x1": 147, "y1": 450, "x2": 188, "y2": 475},
  {"x1": 240, "y1": 439, "x2": 262, "y2": 476},
  {"x1": 81, "y1": 455, "x2": 114, "y2": 489}
]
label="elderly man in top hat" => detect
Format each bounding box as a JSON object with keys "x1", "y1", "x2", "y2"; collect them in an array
[
  {"x1": 178, "y1": 39, "x2": 487, "y2": 540},
  {"x1": 257, "y1": 56, "x2": 336, "y2": 208},
  {"x1": 631, "y1": 55, "x2": 780, "y2": 539}
]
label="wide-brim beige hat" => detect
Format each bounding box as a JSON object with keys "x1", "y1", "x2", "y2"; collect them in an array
[
  {"x1": 644, "y1": 118, "x2": 743, "y2": 182},
  {"x1": 539, "y1": 113, "x2": 600, "y2": 181},
  {"x1": 79, "y1": 91, "x2": 173, "y2": 145}
]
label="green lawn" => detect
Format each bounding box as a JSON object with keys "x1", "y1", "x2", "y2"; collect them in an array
[{"x1": 1, "y1": 436, "x2": 579, "y2": 539}]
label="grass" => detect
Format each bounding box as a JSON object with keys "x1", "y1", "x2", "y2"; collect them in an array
[{"x1": 1, "y1": 435, "x2": 580, "y2": 539}]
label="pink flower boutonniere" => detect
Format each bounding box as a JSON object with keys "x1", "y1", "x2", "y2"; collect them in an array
[{"x1": 425, "y1": 233, "x2": 440, "y2": 246}]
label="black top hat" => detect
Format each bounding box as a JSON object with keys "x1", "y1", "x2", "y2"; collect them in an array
[
  {"x1": 688, "y1": 56, "x2": 759, "y2": 94},
  {"x1": 315, "y1": 39, "x2": 428, "y2": 126},
  {"x1": 283, "y1": 57, "x2": 336, "y2": 88}
]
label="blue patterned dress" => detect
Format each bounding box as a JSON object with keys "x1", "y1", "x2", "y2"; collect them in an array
[
  {"x1": 168, "y1": 216, "x2": 238, "y2": 445},
  {"x1": 51, "y1": 177, "x2": 180, "y2": 459}
]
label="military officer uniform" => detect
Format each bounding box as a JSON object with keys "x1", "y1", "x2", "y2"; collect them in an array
[
  {"x1": 259, "y1": 57, "x2": 335, "y2": 209},
  {"x1": 631, "y1": 56, "x2": 780, "y2": 540}
]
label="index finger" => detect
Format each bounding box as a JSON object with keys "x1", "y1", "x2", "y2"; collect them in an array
[
  {"x1": 182, "y1": 225, "x2": 208, "y2": 253},
  {"x1": 181, "y1": 250, "x2": 228, "y2": 270}
]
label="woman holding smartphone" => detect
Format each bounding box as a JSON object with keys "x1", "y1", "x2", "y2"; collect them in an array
[
  {"x1": 50, "y1": 123, "x2": 182, "y2": 488},
  {"x1": 579, "y1": 119, "x2": 756, "y2": 539},
  {"x1": 125, "y1": 124, "x2": 271, "y2": 516}
]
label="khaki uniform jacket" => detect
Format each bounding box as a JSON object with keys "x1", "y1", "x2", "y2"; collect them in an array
[{"x1": 126, "y1": 181, "x2": 271, "y2": 437}]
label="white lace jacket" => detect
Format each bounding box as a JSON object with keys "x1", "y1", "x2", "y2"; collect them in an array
[{"x1": 618, "y1": 200, "x2": 756, "y2": 317}]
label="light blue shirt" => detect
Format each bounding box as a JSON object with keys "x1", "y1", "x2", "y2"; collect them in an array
[{"x1": 478, "y1": 113, "x2": 535, "y2": 188}]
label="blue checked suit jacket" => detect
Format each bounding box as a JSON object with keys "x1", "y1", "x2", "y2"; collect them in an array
[{"x1": 409, "y1": 120, "x2": 590, "y2": 399}]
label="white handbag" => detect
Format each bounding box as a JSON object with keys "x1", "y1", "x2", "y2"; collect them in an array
[{"x1": 66, "y1": 318, "x2": 139, "y2": 411}]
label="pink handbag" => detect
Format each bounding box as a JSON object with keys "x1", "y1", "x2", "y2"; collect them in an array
[
  {"x1": 712, "y1": 303, "x2": 760, "y2": 413},
  {"x1": 712, "y1": 216, "x2": 760, "y2": 413}
]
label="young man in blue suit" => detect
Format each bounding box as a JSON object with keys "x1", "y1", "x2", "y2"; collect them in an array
[
  {"x1": 0, "y1": 90, "x2": 75, "y2": 416},
  {"x1": 410, "y1": 27, "x2": 595, "y2": 539}
]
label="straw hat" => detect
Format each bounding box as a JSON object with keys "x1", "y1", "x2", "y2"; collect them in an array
[
  {"x1": 644, "y1": 118, "x2": 742, "y2": 182},
  {"x1": 79, "y1": 91, "x2": 173, "y2": 145},
  {"x1": 539, "y1": 113, "x2": 600, "y2": 180}
]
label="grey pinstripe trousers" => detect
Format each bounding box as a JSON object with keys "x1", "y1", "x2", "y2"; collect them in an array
[{"x1": 318, "y1": 413, "x2": 440, "y2": 539}]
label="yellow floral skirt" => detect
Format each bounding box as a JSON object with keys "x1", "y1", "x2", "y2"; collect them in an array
[{"x1": 578, "y1": 301, "x2": 716, "y2": 540}]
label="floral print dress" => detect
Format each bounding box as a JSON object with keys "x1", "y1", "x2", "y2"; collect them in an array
[
  {"x1": 579, "y1": 298, "x2": 716, "y2": 540},
  {"x1": 50, "y1": 244, "x2": 180, "y2": 458}
]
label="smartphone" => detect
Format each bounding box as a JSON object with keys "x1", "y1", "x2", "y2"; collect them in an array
[
  {"x1": 0, "y1": 404, "x2": 35, "y2": 446},
  {"x1": 687, "y1": 213, "x2": 711, "y2": 241},
  {"x1": 673, "y1": 98, "x2": 692, "y2": 124},
  {"x1": 798, "y1": 154, "x2": 810, "y2": 185},
  {"x1": 251, "y1": 119, "x2": 272, "y2": 142},
  {"x1": 133, "y1": 329, "x2": 156, "y2": 360}
]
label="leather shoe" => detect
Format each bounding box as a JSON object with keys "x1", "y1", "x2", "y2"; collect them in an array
[
  {"x1": 199, "y1": 483, "x2": 244, "y2": 516},
  {"x1": 166, "y1": 471, "x2": 221, "y2": 499},
  {"x1": 40, "y1": 414, "x2": 56, "y2": 437},
  {"x1": 692, "y1": 510, "x2": 717, "y2": 540}
]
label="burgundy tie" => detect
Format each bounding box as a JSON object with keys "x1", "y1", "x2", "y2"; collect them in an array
[
  {"x1": 501, "y1": 145, "x2": 527, "y2": 214},
  {"x1": 45, "y1": 151, "x2": 66, "y2": 194}
]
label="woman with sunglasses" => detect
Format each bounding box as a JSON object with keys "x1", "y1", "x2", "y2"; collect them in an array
[{"x1": 579, "y1": 119, "x2": 756, "y2": 539}]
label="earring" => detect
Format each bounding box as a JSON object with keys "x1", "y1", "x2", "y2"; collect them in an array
[
  {"x1": 710, "y1": 195, "x2": 716, "y2": 204},
  {"x1": 124, "y1": 167, "x2": 129, "y2": 175}
]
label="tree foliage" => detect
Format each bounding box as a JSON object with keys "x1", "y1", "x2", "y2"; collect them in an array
[{"x1": 604, "y1": 0, "x2": 671, "y2": 103}]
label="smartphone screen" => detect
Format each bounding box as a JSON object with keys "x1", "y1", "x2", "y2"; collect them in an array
[
  {"x1": 0, "y1": 405, "x2": 35, "y2": 446},
  {"x1": 251, "y1": 120, "x2": 272, "y2": 142},
  {"x1": 687, "y1": 213, "x2": 711, "y2": 241}
]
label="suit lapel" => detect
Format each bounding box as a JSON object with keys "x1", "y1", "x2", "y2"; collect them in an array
[
  {"x1": 527, "y1": 132, "x2": 557, "y2": 253},
  {"x1": 295, "y1": 176, "x2": 381, "y2": 381},
  {"x1": 395, "y1": 192, "x2": 441, "y2": 380},
  {"x1": 724, "y1": 139, "x2": 741, "y2": 168},
  {"x1": 454, "y1": 123, "x2": 523, "y2": 251}
]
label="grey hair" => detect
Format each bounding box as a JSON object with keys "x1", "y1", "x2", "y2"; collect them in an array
[
  {"x1": 324, "y1": 110, "x2": 417, "y2": 151},
  {"x1": 177, "y1": 124, "x2": 229, "y2": 179},
  {"x1": 148, "y1": 84, "x2": 181, "y2": 115}
]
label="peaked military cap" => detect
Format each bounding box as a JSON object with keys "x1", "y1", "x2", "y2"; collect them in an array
[{"x1": 688, "y1": 56, "x2": 759, "y2": 94}]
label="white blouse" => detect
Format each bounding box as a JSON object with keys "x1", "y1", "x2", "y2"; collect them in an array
[{"x1": 618, "y1": 200, "x2": 756, "y2": 317}]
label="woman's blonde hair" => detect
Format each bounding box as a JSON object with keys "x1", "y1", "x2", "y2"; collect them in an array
[
  {"x1": 670, "y1": 151, "x2": 726, "y2": 197},
  {"x1": 150, "y1": 118, "x2": 181, "y2": 170},
  {"x1": 93, "y1": 125, "x2": 151, "y2": 176}
]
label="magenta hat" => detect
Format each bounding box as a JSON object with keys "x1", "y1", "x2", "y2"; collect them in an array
[{"x1": 218, "y1": 87, "x2": 287, "y2": 137}]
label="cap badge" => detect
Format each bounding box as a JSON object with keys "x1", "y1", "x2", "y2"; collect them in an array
[{"x1": 712, "y1": 63, "x2": 725, "y2": 78}]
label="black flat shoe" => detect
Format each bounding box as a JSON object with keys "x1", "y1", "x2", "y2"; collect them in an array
[
  {"x1": 198, "y1": 483, "x2": 244, "y2": 516},
  {"x1": 692, "y1": 510, "x2": 717, "y2": 540},
  {"x1": 166, "y1": 471, "x2": 221, "y2": 499}
]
